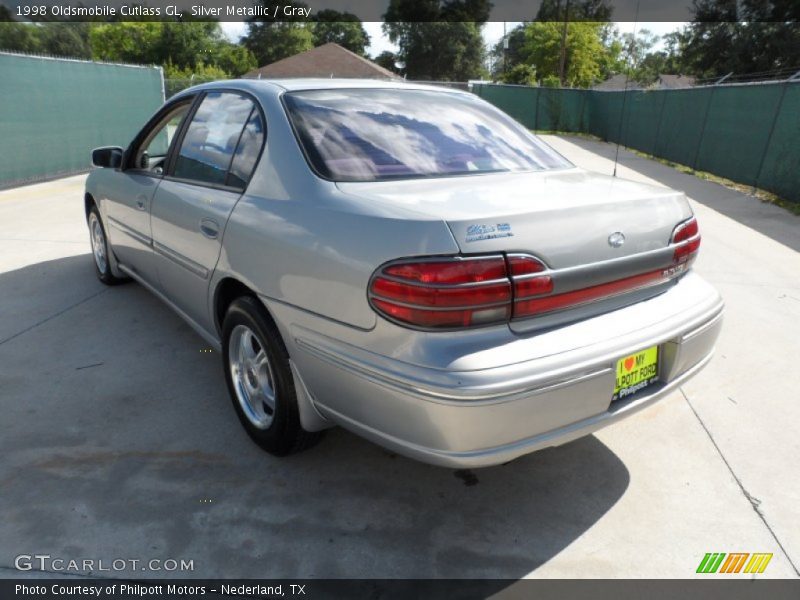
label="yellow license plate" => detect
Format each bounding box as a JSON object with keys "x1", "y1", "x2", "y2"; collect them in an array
[{"x1": 613, "y1": 345, "x2": 659, "y2": 401}]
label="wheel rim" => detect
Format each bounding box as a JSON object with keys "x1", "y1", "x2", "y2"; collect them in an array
[
  {"x1": 228, "y1": 324, "x2": 277, "y2": 429},
  {"x1": 89, "y1": 213, "x2": 108, "y2": 274}
]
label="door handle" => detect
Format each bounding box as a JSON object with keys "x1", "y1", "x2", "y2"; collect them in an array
[
  {"x1": 135, "y1": 195, "x2": 147, "y2": 211},
  {"x1": 199, "y1": 218, "x2": 219, "y2": 239}
]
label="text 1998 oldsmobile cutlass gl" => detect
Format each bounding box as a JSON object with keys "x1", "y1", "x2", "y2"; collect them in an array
[{"x1": 85, "y1": 79, "x2": 723, "y2": 467}]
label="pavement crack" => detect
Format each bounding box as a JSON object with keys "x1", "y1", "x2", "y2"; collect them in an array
[
  {"x1": 680, "y1": 386, "x2": 800, "y2": 577},
  {"x1": 0, "y1": 288, "x2": 108, "y2": 347}
]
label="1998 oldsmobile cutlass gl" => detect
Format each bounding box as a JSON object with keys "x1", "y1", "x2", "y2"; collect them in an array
[{"x1": 85, "y1": 79, "x2": 723, "y2": 467}]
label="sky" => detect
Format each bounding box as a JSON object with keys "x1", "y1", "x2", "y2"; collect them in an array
[{"x1": 220, "y1": 21, "x2": 686, "y2": 58}]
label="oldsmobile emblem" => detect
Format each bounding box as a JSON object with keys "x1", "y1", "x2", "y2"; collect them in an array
[{"x1": 608, "y1": 232, "x2": 626, "y2": 248}]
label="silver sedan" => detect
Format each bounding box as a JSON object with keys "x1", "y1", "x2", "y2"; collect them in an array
[{"x1": 85, "y1": 79, "x2": 723, "y2": 467}]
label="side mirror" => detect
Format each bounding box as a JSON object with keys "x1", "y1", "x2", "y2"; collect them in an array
[{"x1": 92, "y1": 146, "x2": 123, "y2": 169}]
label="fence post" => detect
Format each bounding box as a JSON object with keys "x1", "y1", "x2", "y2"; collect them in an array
[
  {"x1": 533, "y1": 87, "x2": 541, "y2": 131},
  {"x1": 691, "y1": 86, "x2": 716, "y2": 171},
  {"x1": 652, "y1": 89, "x2": 668, "y2": 156},
  {"x1": 578, "y1": 89, "x2": 588, "y2": 133}
]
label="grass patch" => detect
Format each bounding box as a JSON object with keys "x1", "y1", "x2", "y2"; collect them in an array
[
  {"x1": 535, "y1": 130, "x2": 602, "y2": 142},
  {"x1": 534, "y1": 130, "x2": 800, "y2": 217},
  {"x1": 624, "y1": 148, "x2": 800, "y2": 217}
]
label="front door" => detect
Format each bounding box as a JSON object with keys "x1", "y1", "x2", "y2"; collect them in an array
[{"x1": 105, "y1": 99, "x2": 193, "y2": 287}]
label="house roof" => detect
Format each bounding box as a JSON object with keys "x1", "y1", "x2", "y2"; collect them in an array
[
  {"x1": 245, "y1": 42, "x2": 398, "y2": 80},
  {"x1": 656, "y1": 74, "x2": 696, "y2": 89},
  {"x1": 593, "y1": 74, "x2": 641, "y2": 91}
]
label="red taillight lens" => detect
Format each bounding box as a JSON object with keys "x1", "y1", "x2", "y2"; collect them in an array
[
  {"x1": 371, "y1": 277, "x2": 511, "y2": 307},
  {"x1": 671, "y1": 217, "x2": 701, "y2": 264},
  {"x1": 514, "y1": 269, "x2": 669, "y2": 318},
  {"x1": 507, "y1": 255, "x2": 547, "y2": 276},
  {"x1": 508, "y1": 255, "x2": 553, "y2": 299},
  {"x1": 369, "y1": 257, "x2": 512, "y2": 329},
  {"x1": 383, "y1": 259, "x2": 507, "y2": 284}
]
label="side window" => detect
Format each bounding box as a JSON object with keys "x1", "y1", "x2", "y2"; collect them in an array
[
  {"x1": 172, "y1": 92, "x2": 257, "y2": 187},
  {"x1": 227, "y1": 110, "x2": 265, "y2": 189},
  {"x1": 133, "y1": 102, "x2": 191, "y2": 174}
]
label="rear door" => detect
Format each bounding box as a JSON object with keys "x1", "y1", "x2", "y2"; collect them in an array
[{"x1": 150, "y1": 90, "x2": 265, "y2": 333}]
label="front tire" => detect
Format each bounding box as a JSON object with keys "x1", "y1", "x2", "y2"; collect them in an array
[
  {"x1": 221, "y1": 296, "x2": 321, "y2": 456},
  {"x1": 88, "y1": 206, "x2": 126, "y2": 285}
]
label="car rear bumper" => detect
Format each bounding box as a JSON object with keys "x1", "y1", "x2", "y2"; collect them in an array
[{"x1": 274, "y1": 272, "x2": 724, "y2": 468}]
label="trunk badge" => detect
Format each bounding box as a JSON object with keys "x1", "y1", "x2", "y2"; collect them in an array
[
  {"x1": 465, "y1": 223, "x2": 513, "y2": 243},
  {"x1": 608, "y1": 232, "x2": 626, "y2": 248}
]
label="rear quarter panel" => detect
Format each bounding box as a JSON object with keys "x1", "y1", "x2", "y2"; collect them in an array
[{"x1": 214, "y1": 86, "x2": 460, "y2": 330}]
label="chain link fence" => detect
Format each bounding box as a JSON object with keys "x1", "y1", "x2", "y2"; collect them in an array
[{"x1": 164, "y1": 77, "x2": 219, "y2": 98}]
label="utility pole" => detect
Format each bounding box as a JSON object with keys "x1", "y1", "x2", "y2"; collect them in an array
[
  {"x1": 502, "y1": 21, "x2": 507, "y2": 78},
  {"x1": 558, "y1": 0, "x2": 571, "y2": 86}
]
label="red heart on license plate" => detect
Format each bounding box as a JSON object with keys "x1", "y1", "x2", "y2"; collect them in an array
[{"x1": 624, "y1": 357, "x2": 635, "y2": 371}]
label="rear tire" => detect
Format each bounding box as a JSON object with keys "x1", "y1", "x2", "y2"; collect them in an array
[
  {"x1": 221, "y1": 296, "x2": 321, "y2": 456},
  {"x1": 88, "y1": 205, "x2": 126, "y2": 285}
]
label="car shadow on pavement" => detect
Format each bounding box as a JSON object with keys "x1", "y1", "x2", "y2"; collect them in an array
[
  {"x1": 0, "y1": 255, "x2": 630, "y2": 582},
  {"x1": 555, "y1": 135, "x2": 800, "y2": 254}
]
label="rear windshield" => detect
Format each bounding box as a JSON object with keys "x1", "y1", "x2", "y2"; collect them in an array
[{"x1": 283, "y1": 88, "x2": 572, "y2": 182}]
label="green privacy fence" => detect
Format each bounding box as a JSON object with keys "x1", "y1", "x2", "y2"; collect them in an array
[
  {"x1": 0, "y1": 52, "x2": 164, "y2": 187},
  {"x1": 473, "y1": 81, "x2": 800, "y2": 204}
]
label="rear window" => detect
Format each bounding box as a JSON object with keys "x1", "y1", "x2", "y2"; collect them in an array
[{"x1": 283, "y1": 88, "x2": 572, "y2": 182}]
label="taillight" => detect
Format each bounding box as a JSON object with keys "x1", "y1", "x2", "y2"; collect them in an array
[
  {"x1": 369, "y1": 257, "x2": 512, "y2": 329},
  {"x1": 671, "y1": 216, "x2": 701, "y2": 264},
  {"x1": 371, "y1": 231, "x2": 698, "y2": 330}
]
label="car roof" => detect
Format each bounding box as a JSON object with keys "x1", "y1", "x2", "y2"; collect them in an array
[{"x1": 176, "y1": 78, "x2": 470, "y2": 99}]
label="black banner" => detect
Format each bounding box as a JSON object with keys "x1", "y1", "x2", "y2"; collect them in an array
[
  {"x1": 1, "y1": 0, "x2": 797, "y2": 23},
  {"x1": 2, "y1": 579, "x2": 800, "y2": 600}
]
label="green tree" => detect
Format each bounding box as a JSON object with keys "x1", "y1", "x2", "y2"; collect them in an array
[
  {"x1": 243, "y1": 1, "x2": 314, "y2": 66},
  {"x1": 620, "y1": 28, "x2": 659, "y2": 72},
  {"x1": 91, "y1": 22, "x2": 255, "y2": 77},
  {"x1": 154, "y1": 21, "x2": 224, "y2": 70},
  {"x1": 213, "y1": 43, "x2": 257, "y2": 77},
  {"x1": 1, "y1": 20, "x2": 95, "y2": 59},
  {"x1": 597, "y1": 23, "x2": 624, "y2": 80},
  {"x1": 490, "y1": 24, "x2": 529, "y2": 79},
  {"x1": 0, "y1": 22, "x2": 41, "y2": 53},
  {"x1": 373, "y1": 50, "x2": 400, "y2": 73},
  {"x1": 672, "y1": 0, "x2": 800, "y2": 79},
  {"x1": 523, "y1": 21, "x2": 609, "y2": 87},
  {"x1": 500, "y1": 64, "x2": 538, "y2": 86},
  {"x1": 535, "y1": 0, "x2": 613, "y2": 20},
  {"x1": 163, "y1": 61, "x2": 230, "y2": 81},
  {"x1": 383, "y1": 0, "x2": 490, "y2": 80},
  {"x1": 312, "y1": 10, "x2": 370, "y2": 55},
  {"x1": 383, "y1": 21, "x2": 486, "y2": 80},
  {"x1": 243, "y1": 22, "x2": 313, "y2": 66},
  {"x1": 90, "y1": 22, "x2": 162, "y2": 64},
  {"x1": 36, "y1": 22, "x2": 92, "y2": 59}
]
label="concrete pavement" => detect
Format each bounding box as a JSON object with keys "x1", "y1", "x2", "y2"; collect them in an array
[{"x1": 0, "y1": 138, "x2": 797, "y2": 579}]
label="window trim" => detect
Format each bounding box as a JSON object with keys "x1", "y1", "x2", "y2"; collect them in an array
[
  {"x1": 124, "y1": 95, "x2": 199, "y2": 177},
  {"x1": 279, "y1": 87, "x2": 573, "y2": 183},
  {"x1": 162, "y1": 88, "x2": 267, "y2": 193}
]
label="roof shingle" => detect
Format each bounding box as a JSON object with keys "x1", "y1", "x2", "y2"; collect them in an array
[{"x1": 245, "y1": 42, "x2": 399, "y2": 80}]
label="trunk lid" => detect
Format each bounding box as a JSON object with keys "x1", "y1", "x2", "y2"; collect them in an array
[{"x1": 337, "y1": 168, "x2": 694, "y2": 332}]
